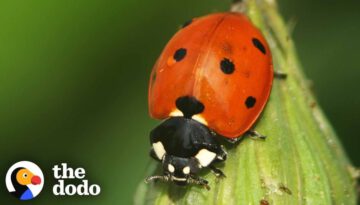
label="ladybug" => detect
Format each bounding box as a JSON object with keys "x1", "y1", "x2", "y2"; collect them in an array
[{"x1": 146, "y1": 12, "x2": 285, "y2": 189}]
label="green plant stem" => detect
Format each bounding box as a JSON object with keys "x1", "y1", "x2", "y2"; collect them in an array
[{"x1": 134, "y1": 0, "x2": 358, "y2": 204}]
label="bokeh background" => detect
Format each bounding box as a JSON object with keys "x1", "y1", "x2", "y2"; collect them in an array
[{"x1": 0, "y1": 0, "x2": 359, "y2": 204}]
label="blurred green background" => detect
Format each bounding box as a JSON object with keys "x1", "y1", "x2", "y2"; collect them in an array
[{"x1": 0, "y1": 0, "x2": 359, "y2": 204}]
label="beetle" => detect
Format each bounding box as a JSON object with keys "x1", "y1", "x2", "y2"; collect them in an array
[{"x1": 146, "y1": 12, "x2": 285, "y2": 189}]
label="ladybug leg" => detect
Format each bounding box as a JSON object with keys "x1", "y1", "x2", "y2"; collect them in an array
[
  {"x1": 208, "y1": 164, "x2": 226, "y2": 178},
  {"x1": 247, "y1": 130, "x2": 267, "y2": 140},
  {"x1": 187, "y1": 176, "x2": 210, "y2": 190},
  {"x1": 274, "y1": 71, "x2": 287, "y2": 79},
  {"x1": 216, "y1": 145, "x2": 227, "y2": 162},
  {"x1": 226, "y1": 130, "x2": 266, "y2": 142},
  {"x1": 225, "y1": 137, "x2": 243, "y2": 144}
]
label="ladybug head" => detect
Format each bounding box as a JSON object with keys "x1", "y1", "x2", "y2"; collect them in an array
[
  {"x1": 145, "y1": 154, "x2": 209, "y2": 189},
  {"x1": 161, "y1": 155, "x2": 201, "y2": 186}
]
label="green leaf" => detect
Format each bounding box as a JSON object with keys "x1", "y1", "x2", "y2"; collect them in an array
[{"x1": 134, "y1": 0, "x2": 358, "y2": 204}]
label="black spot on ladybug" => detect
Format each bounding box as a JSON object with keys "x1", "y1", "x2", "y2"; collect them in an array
[
  {"x1": 182, "y1": 19, "x2": 193, "y2": 28},
  {"x1": 173, "y1": 48, "x2": 187, "y2": 62},
  {"x1": 245, "y1": 96, "x2": 256, "y2": 108},
  {"x1": 252, "y1": 38, "x2": 266, "y2": 54},
  {"x1": 220, "y1": 58, "x2": 235, "y2": 74},
  {"x1": 176, "y1": 96, "x2": 204, "y2": 118}
]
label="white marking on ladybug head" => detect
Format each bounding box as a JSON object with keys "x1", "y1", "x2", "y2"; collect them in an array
[
  {"x1": 169, "y1": 109, "x2": 183, "y2": 117},
  {"x1": 192, "y1": 114, "x2": 208, "y2": 125},
  {"x1": 182, "y1": 166, "x2": 190, "y2": 174},
  {"x1": 168, "y1": 164, "x2": 175, "y2": 173},
  {"x1": 195, "y1": 149, "x2": 216, "y2": 167},
  {"x1": 172, "y1": 176, "x2": 187, "y2": 181},
  {"x1": 152, "y1": 141, "x2": 166, "y2": 160}
]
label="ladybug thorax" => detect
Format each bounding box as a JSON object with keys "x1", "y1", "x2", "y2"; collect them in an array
[{"x1": 150, "y1": 117, "x2": 225, "y2": 184}]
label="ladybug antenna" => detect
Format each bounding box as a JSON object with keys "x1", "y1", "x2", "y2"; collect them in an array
[{"x1": 145, "y1": 175, "x2": 170, "y2": 183}]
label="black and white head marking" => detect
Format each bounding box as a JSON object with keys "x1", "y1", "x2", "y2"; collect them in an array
[
  {"x1": 147, "y1": 117, "x2": 227, "y2": 189},
  {"x1": 152, "y1": 141, "x2": 166, "y2": 160}
]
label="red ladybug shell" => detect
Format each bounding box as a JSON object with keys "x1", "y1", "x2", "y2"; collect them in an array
[{"x1": 148, "y1": 12, "x2": 273, "y2": 138}]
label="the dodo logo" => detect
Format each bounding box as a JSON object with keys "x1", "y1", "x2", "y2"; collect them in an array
[{"x1": 5, "y1": 161, "x2": 44, "y2": 201}]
